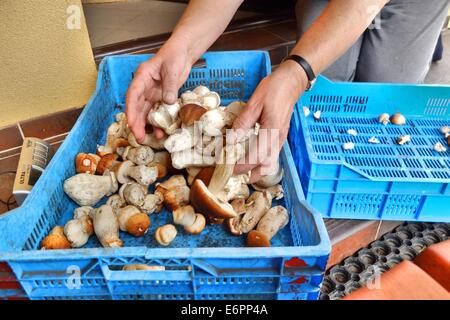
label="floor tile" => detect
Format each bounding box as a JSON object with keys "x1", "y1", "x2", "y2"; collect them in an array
[
  {"x1": 210, "y1": 28, "x2": 286, "y2": 51},
  {"x1": 20, "y1": 108, "x2": 83, "y2": 140},
  {"x1": 263, "y1": 20, "x2": 298, "y2": 42},
  {"x1": 0, "y1": 125, "x2": 23, "y2": 152}
]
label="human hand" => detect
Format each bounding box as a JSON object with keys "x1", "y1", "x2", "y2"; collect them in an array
[
  {"x1": 126, "y1": 43, "x2": 193, "y2": 142},
  {"x1": 231, "y1": 60, "x2": 309, "y2": 182}
]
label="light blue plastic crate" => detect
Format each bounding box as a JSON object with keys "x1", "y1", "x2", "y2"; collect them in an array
[
  {"x1": 288, "y1": 76, "x2": 450, "y2": 222},
  {"x1": 0, "y1": 51, "x2": 330, "y2": 300}
]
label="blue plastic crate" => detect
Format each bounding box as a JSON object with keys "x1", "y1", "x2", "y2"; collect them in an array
[
  {"x1": 0, "y1": 51, "x2": 330, "y2": 300},
  {"x1": 288, "y1": 75, "x2": 450, "y2": 222}
]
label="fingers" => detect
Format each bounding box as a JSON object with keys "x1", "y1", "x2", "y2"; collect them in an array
[
  {"x1": 153, "y1": 127, "x2": 167, "y2": 139},
  {"x1": 229, "y1": 97, "x2": 263, "y2": 144},
  {"x1": 126, "y1": 62, "x2": 155, "y2": 142},
  {"x1": 160, "y1": 63, "x2": 180, "y2": 105}
]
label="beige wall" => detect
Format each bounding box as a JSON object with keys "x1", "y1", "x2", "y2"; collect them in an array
[{"x1": 0, "y1": 0, "x2": 97, "y2": 127}]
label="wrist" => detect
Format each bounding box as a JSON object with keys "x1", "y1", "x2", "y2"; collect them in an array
[{"x1": 278, "y1": 59, "x2": 310, "y2": 92}]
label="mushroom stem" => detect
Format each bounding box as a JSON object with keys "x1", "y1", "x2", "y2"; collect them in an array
[
  {"x1": 238, "y1": 191, "x2": 272, "y2": 234},
  {"x1": 90, "y1": 205, "x2": 122, "y2": 248},
  {"x1": 247, "y1": 206, "x2": 289, "y2": 247}
]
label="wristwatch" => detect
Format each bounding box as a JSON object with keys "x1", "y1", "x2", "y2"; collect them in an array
[{"x1": 282, "y1": 54, "x2": 316, "y2": 90}]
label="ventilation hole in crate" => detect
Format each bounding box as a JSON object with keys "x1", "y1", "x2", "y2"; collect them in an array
[
  {"x1": 384, "y1": 194, "x2": 422, "y2": 216},
  {"x1": 342, "y1": 104, "x2": 367, "y2": 113},
  {"x1": 310, "y1": 134, "x2": 335, "y2": 143},
  {"x1": 385, "y1": 127, "x2": 403, "y2": 135},
  {"x1": 416, "y1": 148, "x2": 435, "y2": 157},
  {"x1": 308, "y1": 104, "x2": 341, "y2": 113},
  {"x1": 309, "y1": 124, "x2": 332, "y2": 134},
  {"x1": 431, "y1": 171, "x2": 450, "y2": 179},
  {"x1": 421, "y1": 128, "x2": 441, "y2": 136},
  {"x1": 334, "y1": 194, "x2": 383, "y2": 214},
  {"x1": 396, "y1": 147, "x2": 415, "y2": 156},
  {"x1": 410, "y1": 137, "x2": 428, "y2": 146},
  {"x1": 403, "y1": 158, "x2": 422, "y2": 169},
  {"x1": 427, "y1": 97, "x2": 450, "y2": 108},
  {"x1": 423, "y1": 159, "x2": 446, "y2": 169},
  {"x1": 409, "y1": 170, "x2": 428, "y2": 179},
  {"x1": 424, "y1": 106, "x2": 448, "y2": 116},
  {"x1": 403, "y1": 127, "x2": 421, "y2": 135}
]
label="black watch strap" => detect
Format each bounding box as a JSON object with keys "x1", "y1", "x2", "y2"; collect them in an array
[{"x1": 283, "y1": 55, "x2": 316, "y2": 82}]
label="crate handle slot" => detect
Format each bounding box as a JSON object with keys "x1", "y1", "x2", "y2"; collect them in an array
[
  {"x1": 99, "y1": 262, "x2": 192, "y2": 281},
  {"x1": 191, "y1": 259, "x2": 281, "y2": 277}
]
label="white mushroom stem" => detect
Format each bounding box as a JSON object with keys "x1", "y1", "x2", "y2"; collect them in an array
[
  {"x1": 63, "y1": 171, "x2": 118, "y2": 207},
  {"x1": 64, "y1": 207, "x2": 94, "y2": 248},
  {"x1": 90, "y1": 205, "x2": 122, "y2": 248},
  {"x1": 171, "y1": 149, "x2": 216, "y2": 169},
  {"x1": 199, "y1": 108, "x2": 228, "y2": 136},
  {"x1": 238, "y1": 191, "x2": 272, "y2": 234},
  {"x1": 128, "y1": 132, "x2": 166, "y2": 150},
  {"x1": 164, "y1": 126, "x2": 195, "y2": 153},
  {"x1": 216, "y1": 175, "x2": 250, "y2": 202},
  {"x1": 253, "y1": 162, "x2": 284, "y2": 189},
  {"x1": 163, "y1": 185, "x2": 191, "y2": 211},
  {"x1": 106, "y1": 121, "x2": 125, "y2": 148},
  {"x1": 147, "y1": 102, "x2": 181, "y2": 135}
]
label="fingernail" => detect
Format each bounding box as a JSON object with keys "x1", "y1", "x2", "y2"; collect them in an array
[{"x1": 164, "y1": 92, "x2": 176, "y2": 104}]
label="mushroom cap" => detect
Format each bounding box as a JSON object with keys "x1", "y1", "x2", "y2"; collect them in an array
[
  {"x1": 179, "y1": 103, "x2": 207, "y2": 126},
  {"x1": 113, "y1": 160, "x2": 135, "y2": 184},
  {"x1": 96, "y1": 145, "x2": 113, "y2": 157},
  {"x1": 112, "y1": 138, "x2": 130, "y2": 151},
  {"x1": 184, "y1": 214, "x2": 206, "y2": 234},
  {"x1": 96, "y1": 153, "x2": 119, "y2": 175},
  {"x1": 246, "y1": 230, "x2": 271, "y2": 247},
  {"x1": 193, "y1": 85, "x2": 210, "y2": 96},
  {"x1": 190, "y1": 179, "x2": 237, "y2": 219},
  {"x1": 41, "y1": 226, "x2": 71, "y2": 250},
  {"x1": 194, "y1": 167, "x2": 215, "y2": 186},
  {"x1": 225, "y1": 217, "x2": 242, "y2": 236},
  {"x1": 164, "y1": 185, "x2": 190, "y2": 211},
  {"x1": 390, "y1": 112, "x2": 406, "y2": 126},
  {"x1": 75, "y1": 153, "x2": 100, "y2": 174},
  {"x1": 173, "y1": 205, "x2": 196, "y2": 227},
  {"x1": 126, "y1": 212, "x2": 151, "y2": 237},
  {"x1": 155, "y1": 224, "x2": 177, "y2": 246}
]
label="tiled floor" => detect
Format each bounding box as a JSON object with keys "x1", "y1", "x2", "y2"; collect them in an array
[{"x1": 84, "y1": 0, "x2": 257, "y2": 47}]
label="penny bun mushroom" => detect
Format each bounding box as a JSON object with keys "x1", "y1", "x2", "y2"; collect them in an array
[
  {"x1": 163, "y1": 185, "x2": 190, "y2": 211},
  {"x1": 147, "y1": 151, "x2": 172, "y2": 180},
  {"x1": 64, "y1": 209, "x2": 94, "y2": 248},
  {"x1": 184, "y1": 214, "x2": 206, "y2": 234},
  {"x1": 155, "y1": 224, "x2": 177, "y2": 246},
  {"x1": 125, "y1": 146, "x2": 155, "y2": 165},
  {"x1": 378, "y1": 113, "x2": 390, "y2": 125},
  {"x1": 63, "y1": 172, "x2": 118, "y2": 206},
  {"x1": 121, "y1": 182, "x2": 148, "y2": 207},
  {"x1": 193, "y1": 85, "x2": 210, "y2": 97},
  {"x1": 117, "y1": 205, "x2": 150, "y2": 237},
  {"x1": 90, "y1": 205, "x2": 123, "y2": 248},
  {"x1": 253, "y1": 162, "x2": 284, "y2": 189},
  {"x1": 106, "y1": 194, "x2": 126, "y2": 213},
  {"x1": 122, "y1": 264, "x2": 165, "y2": 271},
  {"x1": 96, "y1": 153, "x2": 120, "y2": 175},
  {"x1": 190, "y1": 179, "x2": 237, "y2": 219},
  {"x1": 128, "y1": 131, "x2": 166, "y2": 150},
  {"x1": 390, "y1": 112, "x2": 406, "y2": 126},
  {"x1": 238, "y1": 191, "x2": 272, "y2": 234},
  {"x1": 202, "y1": 91, "x2": 221, "y2": 110},
  {"x1": 181, "y1": 90, "x2": 200, "y2": 105},
  {"x1": 193, "y1": 166, "x2": 215, "y2": 185},
  {"x1": 75, "y1": 153, "x2": 100, "y2": 174},
  {"x1": 179, "y1": 103, "x2": 207, "y2": 126},
  {"x1": 140, "y1": 193, "x2": 164, "y2": 214},
  {"x1": 172, "y1": 205, "x2": 197, "y2": 227},
  {"x1": 41, "y1": 226, "x2": 71, "y2": 250},
  {"x1": 247, "y1": 206, "x2": 289, "y2": 247},
  {"x1": 113, "y1": 160, "x2": 158, "y2": 186}
]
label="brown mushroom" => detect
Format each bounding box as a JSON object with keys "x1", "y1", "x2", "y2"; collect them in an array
[
  {"x1": 75, "y1": 153, "x2": 100, "y2": 174},
  {"x1": 172, "y1": 205, "x2": 197, "y2": 227},
  {"x1": 246, "y1": 206, "x2": 289, "y2": 247},
  {"x1": 41, "y1": 226, "x2": 71, "y2": 250},
  {"x1": 164, "y1": 185, "x2": 190, "y2": 211},
  {"x1": 190, "y1": 179, "x2": 237, "y2": 219},
  {"x1": 96, "y1": 153, "x2": 120, "y2": 175},
  {"x1": 179, "y1": 103, "x2": 207, "y2": 126},
  {"x1": 184, "y1": 214, "x2": 206, "y2": 234},
  {"x1": 238, "y1": 191, "x2": 272, "y2": 234},
  {"x1": 117, "y1": 205, "x2": 150, "y2": 237}
]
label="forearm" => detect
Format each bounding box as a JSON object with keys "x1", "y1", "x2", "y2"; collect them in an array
[
  {"x1": 291, "y1": 0, "x2": 388, "y2": 78},
  {"x1": 162, "y1": 0, "x2": 243, "y2": 64}
]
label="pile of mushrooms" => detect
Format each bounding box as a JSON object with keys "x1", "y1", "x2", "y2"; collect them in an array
[{"x1": 41, "y1": 86, "x2": 289, "y2": 250}]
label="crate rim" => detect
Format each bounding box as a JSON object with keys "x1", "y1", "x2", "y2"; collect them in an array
[
  {"x1": 0, "y1": 51, "x2": 330, "y2": 262},
  {"x1": 296, "y1": 76, "x2": 450, "y2": 183}
]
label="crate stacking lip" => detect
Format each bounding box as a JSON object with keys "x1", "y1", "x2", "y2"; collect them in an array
[
  {"x1": 289, "y1": 76, "x2": 450, "y2": 222},
  {"x1": 0, "y1": 52, "x2": 330, "y2": 300}
]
